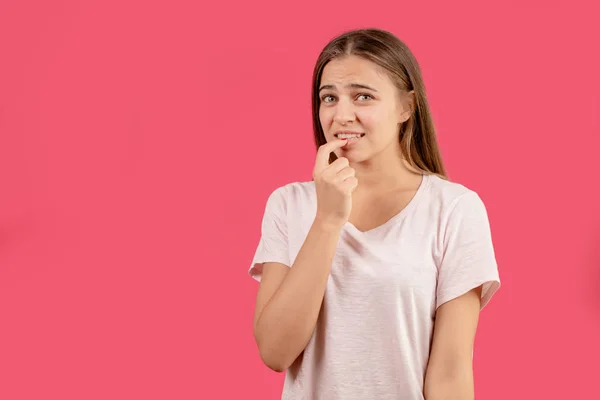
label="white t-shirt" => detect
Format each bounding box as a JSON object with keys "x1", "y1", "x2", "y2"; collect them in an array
[{"x1": 248, "y1": 173, "x2": 500, "y2": 400}]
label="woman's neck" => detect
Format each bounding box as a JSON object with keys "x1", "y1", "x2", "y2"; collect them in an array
[{"x1": 351, "y1": 156, "x2": 422, "y2": 194}]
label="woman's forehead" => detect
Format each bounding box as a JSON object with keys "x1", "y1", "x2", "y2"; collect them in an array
[{"x1": 321, "y1": 56, "x2": 393, "y2": 89}]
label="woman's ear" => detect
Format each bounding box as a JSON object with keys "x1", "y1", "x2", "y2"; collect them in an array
[{"x1": 398, "y1": 90, "x2": 415, "y2": 123}]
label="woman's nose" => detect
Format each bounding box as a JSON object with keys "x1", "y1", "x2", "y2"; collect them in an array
[{"x1": 333, "y1": 99, "x2": 356, "y2": 125}]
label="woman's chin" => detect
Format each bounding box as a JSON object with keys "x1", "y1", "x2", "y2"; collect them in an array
[{"x1": 341, "y1": 151, "x2": 368, "y2": 164}]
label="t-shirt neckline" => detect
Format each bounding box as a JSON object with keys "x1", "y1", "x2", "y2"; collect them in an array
[{"x1": 344, "y1": 173, "x2": 431, "y2": 235}]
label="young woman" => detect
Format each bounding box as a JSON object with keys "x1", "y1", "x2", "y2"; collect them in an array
[{"x1": 248, "y1": 28, "x2": 500, "y2": 400}]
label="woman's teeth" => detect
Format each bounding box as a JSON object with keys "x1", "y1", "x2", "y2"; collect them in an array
[{"x1": 336, "y1": 133, "x2": 364, "y2": 139}]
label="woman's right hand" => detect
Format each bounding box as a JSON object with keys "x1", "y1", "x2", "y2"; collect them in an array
[{"x1": 312, "y1": 139, "x2": 358, "y2": 231}]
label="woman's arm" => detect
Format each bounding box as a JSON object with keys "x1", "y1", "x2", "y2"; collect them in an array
[
  {"x1": 424, "y1": 285, "x2": 483, "y2": 400},
  {"x1": 252, "y1": 219, "x2": 341, "y2": 372},
  {"x1": 252, "y1": 139, "x2": 355, "y2": 372}
]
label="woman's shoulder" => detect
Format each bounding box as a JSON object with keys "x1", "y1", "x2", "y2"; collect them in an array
[
  {"x1": 263, "y1": 180, "x2": 316, "y2": 208},
  {"x1": 425, "y1": 173, "x2": 486, "y2": 210},
  {"x1": 268, "y1": 180, "x2": 315, "y2": 195}
]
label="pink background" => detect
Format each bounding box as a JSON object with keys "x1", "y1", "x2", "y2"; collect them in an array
[{"x1": 1, "y1": 0, "x2": 599, "y2": 398}]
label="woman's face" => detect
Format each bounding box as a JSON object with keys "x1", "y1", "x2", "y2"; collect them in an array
[{"x1": 318, "y1": 55, "x2": 412, "y2": 163}]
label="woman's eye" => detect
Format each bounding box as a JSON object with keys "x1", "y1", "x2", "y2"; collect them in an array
[
  {"x1": 322, "y1": 95, "x2": 335, "y2": 102},
  {"x1": 357, "y1": 94, "x2": 372, "y2": 101}
]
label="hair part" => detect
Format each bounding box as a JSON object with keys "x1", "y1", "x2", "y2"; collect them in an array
[{"x1": 311, "y1": 28, "x2": 447, "y2": 179}]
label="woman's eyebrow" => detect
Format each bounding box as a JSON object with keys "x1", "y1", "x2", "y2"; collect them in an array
[{"x1": 318, "y1": 83, "x2": 378, "y2": 93}]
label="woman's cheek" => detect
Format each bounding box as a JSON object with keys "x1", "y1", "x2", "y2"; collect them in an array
[
  {"x1": 356, "y1": 112, "x2": 371, "y2": 130},
  {"x1": 319, "y1": 109, "x2": 329, "y2": 129}
]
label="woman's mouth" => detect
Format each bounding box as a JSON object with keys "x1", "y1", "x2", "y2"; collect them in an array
[{"x1": 334, "y1": 132, "x2": 366, "y2": 139}]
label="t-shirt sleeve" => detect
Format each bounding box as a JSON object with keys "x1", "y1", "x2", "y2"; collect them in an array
[
  {"x1": 436, "y1": 190, "x2": 501, "y2": 310},
  {"x1": 248, "y1": 186, "x2": 291, "y2": 282}
]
